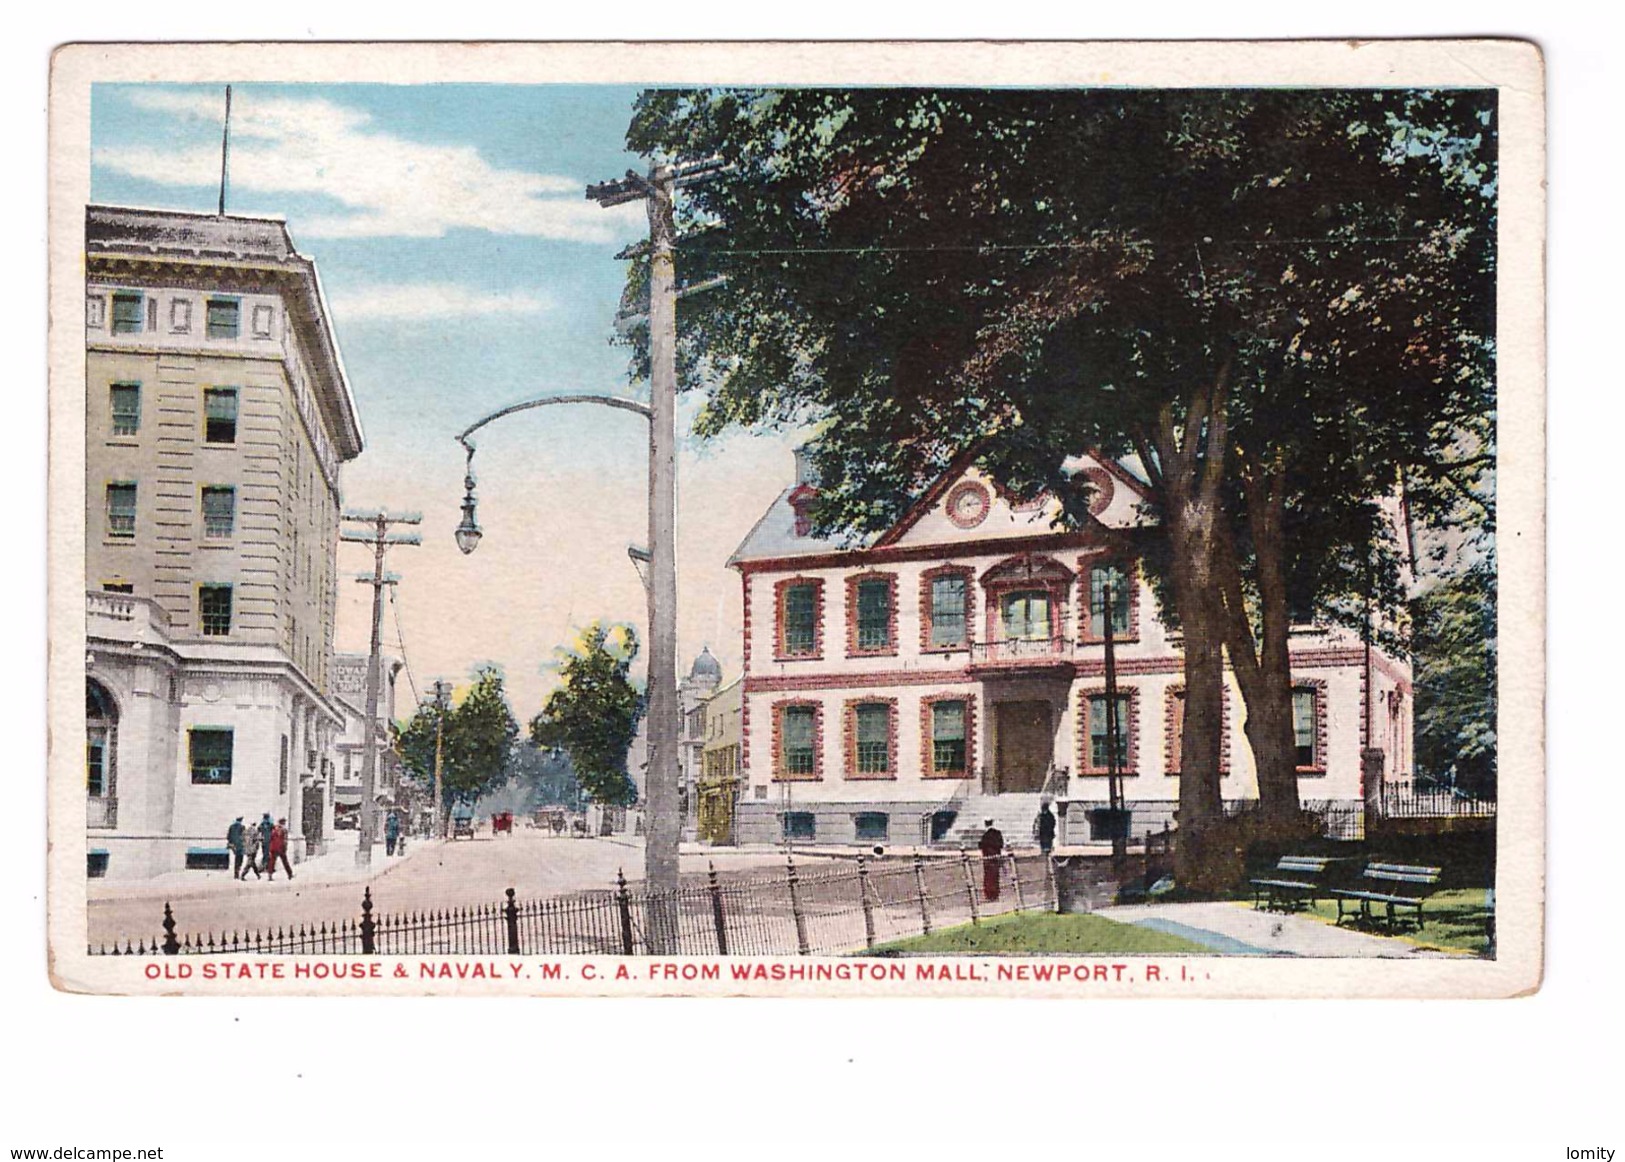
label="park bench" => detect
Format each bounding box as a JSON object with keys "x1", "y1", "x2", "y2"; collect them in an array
[
  {"x1": 1249, "y1": 855, "x2": 1334, "y2": 912},
  {"x1": 1331, "y1": 862, "x2": 1442, "y2": 932}
]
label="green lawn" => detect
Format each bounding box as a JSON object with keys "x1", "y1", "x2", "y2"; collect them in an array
[
  {"x1": 1294, "y1": 888, "x2": 1493, "y2": 956},
  {"x1": 867, "y1": 910, "x2": 1211, "y2": 955}
]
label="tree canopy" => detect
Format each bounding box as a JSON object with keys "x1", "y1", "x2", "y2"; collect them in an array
[
  {"x1": 530, "y1": 622, "x2": 644, "y2": 808},
  {"x1": 623, "y1": 88, "x2": 1496, "y2": 883},
  {"x1": 396, "y1": 665, "x2": 521, "y2": 811}
]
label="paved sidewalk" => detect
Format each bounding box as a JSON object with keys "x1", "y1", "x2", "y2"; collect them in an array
[{"x1": 1093, "y1": 901, "x2": 1462, "y2": 958}]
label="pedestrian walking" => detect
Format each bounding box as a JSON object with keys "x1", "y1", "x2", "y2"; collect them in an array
[
  {"x1": 385, "y1": 810, "x2": 400, "y2": 857},
  {"x1": 226, "y1": 816, "x2": 246, "y2": 879},
  {"x1": 1035, "y1": 801, "x2": 1057, "y2": 856},
  {"x1": 978, "y1": 818, "x2": 1004, "y2": 901},
  {"x1": 241, "y1": 821, "x2": 263, "y2": 879},
  {"x1": 267, "y1": 817, "x2": 294, "y2": 881},
  {"x1": 258, "y1": 813, "x2": 274, "y2": 865}
]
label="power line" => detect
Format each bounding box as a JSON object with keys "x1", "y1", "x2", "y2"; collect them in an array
[{"x1": 387, "y1": 583, "x2": 420, "y2": 708}]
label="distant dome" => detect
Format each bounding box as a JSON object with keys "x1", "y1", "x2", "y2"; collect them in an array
[{"x1": 688, "y1": 646, "x2": 722, "y2": 684}]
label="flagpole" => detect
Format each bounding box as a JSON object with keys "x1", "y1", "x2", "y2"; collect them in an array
[{"x1": 218, "y1": 85, "x2": 232, "y2": 216}]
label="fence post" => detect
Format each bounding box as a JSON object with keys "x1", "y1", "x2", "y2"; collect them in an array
[
  {"x1": 707, "y1": 862, "x2": 729, "y2": 956},
  {"x1": 615, "y1": 869, "x2": 636, "y2": 955},
  {"x1": 912, "y1": 853, "x2": 933, "y2": 936},
  {"x1": 360, "y1": 887, "x2": 376, "y2": 955},
  {"x1": 161, "y1": 902, "x2": 179, "y2": 955},
  {"x1": 1008, "y1": 853, "x2": 1027, "y2": 912},
  {"x1": 1046, "y1": 856, "x2": 1059, "y2": 913},
  {"x1": 504, "y1": 888, "x2": 521, "y2": 956},
  {"x1": 960, "y1": 850, "x2": 982, "y2": 924},
  {"x1": 856, "y1": 855, "x2": 877, "y2": 951},
  {"x1": 786, "y1": 854, "x2": 810, "y2": 956}
]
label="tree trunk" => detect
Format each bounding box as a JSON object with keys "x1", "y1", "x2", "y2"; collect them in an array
[
  {"x1": 1143, "y1": 377, "x2": 1234, "y2": 895},
  {"x1": 1219, "y1": 463, "x2": 1302, "y2": 828},
  {"x1": 1167, "y1": 529, "x2": 1229, "y2": 892}
]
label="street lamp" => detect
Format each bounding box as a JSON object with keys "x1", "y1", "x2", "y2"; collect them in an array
[{"x1": 454, "y1": 455, "x2": 482, "y2": 555}]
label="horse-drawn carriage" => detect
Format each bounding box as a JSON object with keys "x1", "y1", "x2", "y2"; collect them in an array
[
  {"x1": 450, "y1": 809, "x2": 475, "y2": 840},
  {"x1": 491, "y1": 810, "x2": 514, "y2": 836}
]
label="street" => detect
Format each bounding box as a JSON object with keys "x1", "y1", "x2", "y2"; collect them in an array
[{"x1": 87, "y1": 832, "x2": 802, "y2": 950}]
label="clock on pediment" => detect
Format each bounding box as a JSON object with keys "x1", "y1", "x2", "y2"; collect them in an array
[{"x1": 945, "y1": 480, "x2": 992, "y2": 529}]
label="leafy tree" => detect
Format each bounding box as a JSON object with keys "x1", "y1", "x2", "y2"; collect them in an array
[
  {"x1": 623, "y1": 88, "x2": 1495, "y2": 886},
  {"x1": 397, "y1": 665, "x2": 521, "y2": 822},
  {"x1": 508, "y1": 740, "x2": 582, "y2": 809},
  {"x1": 1412, "y1": 553, "x2": 1496, "y2": 797},
  {"x1": 530, "y1": 622, "x2": 643, "y2": 808}
]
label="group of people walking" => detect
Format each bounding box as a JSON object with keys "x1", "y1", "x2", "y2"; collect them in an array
[{"x1": 225, "y1": 814, "x2": 294, "y2": 882}]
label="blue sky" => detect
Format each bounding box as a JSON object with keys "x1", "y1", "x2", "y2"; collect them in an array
[{"x1": 91, "y1": 83, "x2": 801, "y2": 715}]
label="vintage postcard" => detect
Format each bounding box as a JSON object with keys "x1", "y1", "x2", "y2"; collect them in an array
[{"x1": 45, "y1": 39, "x2": 1544, "y2": 996}]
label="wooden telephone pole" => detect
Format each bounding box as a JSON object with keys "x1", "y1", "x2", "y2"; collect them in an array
[
  {"x1": 340, "y1": 509, "x2": 422, "y2": 867},
  {"x1": 586, "y1": 159, "x2": 725, "y2": 946}
]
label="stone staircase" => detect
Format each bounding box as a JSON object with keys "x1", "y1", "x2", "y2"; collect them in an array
[{"x1": 939, "y1": 792, "x2": 1047, "y2": 848}]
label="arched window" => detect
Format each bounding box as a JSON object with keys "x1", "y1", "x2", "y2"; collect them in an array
[{"x1": 86, "y1": 679, "x2": 118, "y2": 829}]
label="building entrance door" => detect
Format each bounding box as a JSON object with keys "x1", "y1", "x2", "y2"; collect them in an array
[
  {"x1": 301, "y1": 784, "x2": 325, "y2": 852},
  {"x1": 995, "y1": 701, "x2": 1052, "y2": 793}
]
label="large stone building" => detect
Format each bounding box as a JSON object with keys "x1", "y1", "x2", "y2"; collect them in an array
[
  {"x1": 84, "y1": 205, "x2": 364, "y2": 879},
  {"x1": 728, "y1": 449, "x2": 1414, "y2": 848}
]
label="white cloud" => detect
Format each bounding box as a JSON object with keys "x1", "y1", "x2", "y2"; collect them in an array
[
  {"x1": 94, "y1": 89, "x2": 643, "y2": 242},
  {"x1": 331, "y1": 283, "x2": 552, "y2": 323}
]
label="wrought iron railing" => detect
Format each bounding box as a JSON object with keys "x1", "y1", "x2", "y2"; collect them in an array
[
  {"x1": 91, "y1": 853, "x2": 1069, "y2": 958},
  {"x1": 969, "y1": 637, "x2": 1074, "y2": 665}
]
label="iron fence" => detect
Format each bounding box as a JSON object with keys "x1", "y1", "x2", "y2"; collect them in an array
[
  {"x1": 90, "y1": 852, "x2": 1088, "y2": 958},
  {"x1": 1381, "y1": 781, "x2": 1497, "y2": 819}
]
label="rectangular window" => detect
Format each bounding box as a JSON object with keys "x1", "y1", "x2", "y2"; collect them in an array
[
  {"x1": 1088, "y1": 694, "x2": 1132, "y2": 771},
  {"x1": 204, "y1": 388, "x2": 238, "y2": 443},
  {"x1": 1000, "y1": 590, "x2": 1050, "y2": 641},
  {"x1": 930, "y1": 576, "x2": 968, "y2": 647},
  {"x1": 854, "y1": 703, "x2": 891, "y2": 774},
  {"x1": 931, "y1": 700, "x2": 968, "y2": 774},
  {"x1": 105, "y1": 482, "x2": 136, "y2": 538},
  {"x1": 781, "y1": 583, "x2": 818, "y2": 656},
  {"x1": 782, "y1": 811, "x2": 816, "y2": 841},
  {"x1": 206, "y1": 298, "x2": 240, "y2": 339},
  {"x1": 855, "y1": 579, "x2": 892, "y2": 650},
  {"x1": 201, "y1": 486, "x2": 236, "y2": 538},
  {"x1": 86, "y1": 729, "x2": 107, "y2": 797},
  {"x1": 1293, "y1": 689, "x2": 1318, "y2": 768},
  {"x1": 854, "y1": 812, "x2": 889, "y2": 842},
  {"x1": 146, "y1": 298, "x2": 159, "y2": 331},
  {"x1": 189, "y1": 728, "x2": 234, "y2": 784},
  {"x1": 780, "y1": 705, "x2": 816, "y2": 776},
  {"x1": 1089, "y1": 565, "x2": 1132, "y2": 637},
  {"x1": 102, "y1": 582, "x2": 133, "y2": 594},
  {"x1": 111, "y1": 292, "x2": 144, "y2": 334},
  {"x1": 199, "y1": 584, "x2": 233, "y2": 636},
  {"x1": 110, "y1": 383, "x2": 141, "y2": 436}
]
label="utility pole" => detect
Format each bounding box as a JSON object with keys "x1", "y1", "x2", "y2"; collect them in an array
[
  {"x1": 340, "y1": 508, "x2": 422, "y2": 867},
  {"x1": 1103, "y1": 577, "x2": 1127, "y2": 868},
  {"x1": 432, "y1": 679, "x2": 452, "y2": 840},
  {"x1": 586, "y1": 158, "x2": 725, "y2": 941}
]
